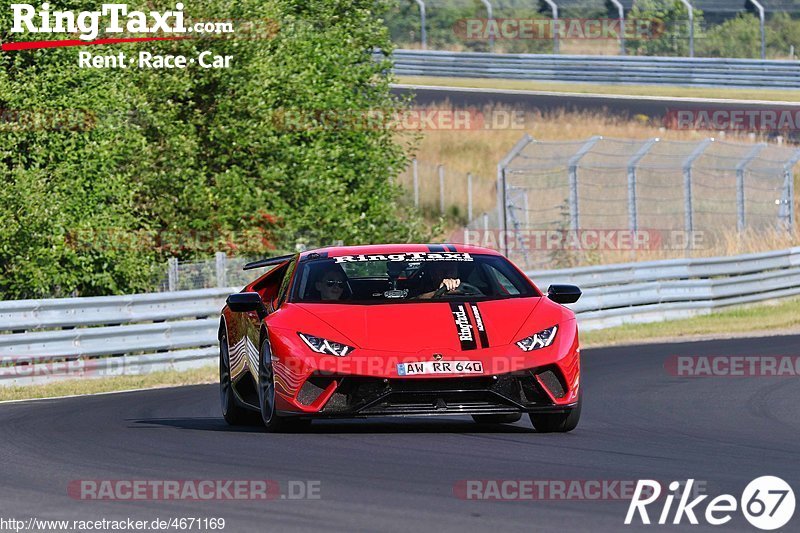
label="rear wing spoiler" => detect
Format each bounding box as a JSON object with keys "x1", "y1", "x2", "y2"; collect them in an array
[{"x1": 243, "y1": 254, "x2": 295, "y2": 271}]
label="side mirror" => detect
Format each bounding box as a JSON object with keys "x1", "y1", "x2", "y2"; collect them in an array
[
  {"x1": 227, "y1": 292, "x2": 268, "y2": 317},
  {"x1": 547, "y1": 284, "x2": 582, "y2": 304}
]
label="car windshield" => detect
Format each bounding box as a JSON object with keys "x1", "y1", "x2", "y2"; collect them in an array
[{"x1": 291, "y1": 252, "x2": 536, "y2": 304}]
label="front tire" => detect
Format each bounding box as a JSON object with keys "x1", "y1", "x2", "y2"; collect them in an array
[
  {"x1": 258, "y1": 338, "x2": 310, "y2": 433},
  {"x1": 220, "y1": 335, "x2": 259, "y2": 425},
  {"x1": 529, "y1": 393, "x2": 581, "y2": 433}
]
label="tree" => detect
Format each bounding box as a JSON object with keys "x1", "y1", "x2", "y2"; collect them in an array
[{"x1": 0, "y1": 0, "x2": 429, "y2": 299}]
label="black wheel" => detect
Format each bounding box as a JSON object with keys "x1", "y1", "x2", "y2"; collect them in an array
[
  {"x1": 529, "y1": 393, "x2": 581, "y2": 433},
  {"x1": 220, "y1": 335, "x2": 259, "y2": 425},
  {"x1": 258, "y1": 338, "x2": 311, "y2": 433},
  {"x1": 472, "y1": 414, "x2": 522, "y2": 424}
]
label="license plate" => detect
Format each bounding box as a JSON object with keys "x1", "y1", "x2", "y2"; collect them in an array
[{"x1": 396, "y1": 361, "x2": 484, "y2": 376}]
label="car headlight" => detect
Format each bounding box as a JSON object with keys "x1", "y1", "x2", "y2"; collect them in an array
[
  {"x1": 298, "y1": 332, "x2": 354, "y2": 357},
  {"x1": 515, "y1": 326, "x2": 558, "y2": 352}
]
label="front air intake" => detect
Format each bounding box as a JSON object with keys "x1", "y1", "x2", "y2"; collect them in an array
[{"x1": 535, "y1": 367, "x2": 566, "y2": 399}]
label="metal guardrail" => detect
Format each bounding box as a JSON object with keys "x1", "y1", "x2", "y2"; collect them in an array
[
  {"x1": 1, "y1": 247, "x2": 799, "y2": 386},
  {"x1": 0, "y1": 288, "x2": 231, "y2": 387},
  {"x1": 389, "y1": 49, "x2": 800, "y2": 89},
  {"x1": 528, "y1": 247, "x2": 800, "y2": 330}
]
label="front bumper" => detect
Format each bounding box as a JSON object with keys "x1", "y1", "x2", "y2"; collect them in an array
[{"x1": 277, "y1": 366, "x2": 577, "y2": 418}]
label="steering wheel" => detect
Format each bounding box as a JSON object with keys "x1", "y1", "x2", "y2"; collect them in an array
[{"x1": 432, "y1": 282, "x2": 483, "y2": 298}]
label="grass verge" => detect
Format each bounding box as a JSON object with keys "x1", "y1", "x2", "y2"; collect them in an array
[
  {"x1": 397, "y1": 76, "x2": 800, "y2": 103},
  {"x1": 582, "y1": 297, "x2": 800, "y2": 348},
  {"x1": 0, "y1": 365, "x2": 217, "y2": 402}
]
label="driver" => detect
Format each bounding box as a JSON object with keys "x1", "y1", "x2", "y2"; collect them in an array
[
  {"x1": 418, "y1": 261, "x2": 461, "y2": 299},
  {"x1": 314, "y1": 265, "x2": 348, "y2": 301}
]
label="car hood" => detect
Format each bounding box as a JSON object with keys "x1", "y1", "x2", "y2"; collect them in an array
[{"x1": 292, "y1": 298, "x2": 544, "y2": 352}]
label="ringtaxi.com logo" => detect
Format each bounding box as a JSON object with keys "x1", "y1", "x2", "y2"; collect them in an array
[{"x1": 626, "y1": 477, "x2": 795, "y2": 530}]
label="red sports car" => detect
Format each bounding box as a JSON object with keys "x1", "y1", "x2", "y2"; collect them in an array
[{"x1": 219, "y1": 244, "x2": 582, "y2": 432}]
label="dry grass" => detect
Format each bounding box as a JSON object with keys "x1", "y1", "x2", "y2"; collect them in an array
[
  {"x1": 582, "y1": 297, "x2": 800, "y2": 348},
  {"x1": 0, "y1": 365, "x2": 217, "y2": 402}
]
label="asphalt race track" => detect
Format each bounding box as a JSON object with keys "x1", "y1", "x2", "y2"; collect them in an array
[
  {"x1": 1, "y1": 334, "x2": 798, "y2": 532},
  {"x1": 394, "y1": 85, "x2": 800, "y2": 137}
]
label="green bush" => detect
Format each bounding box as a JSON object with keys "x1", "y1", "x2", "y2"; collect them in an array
[
  {"x1": 0, "y1": 0, "x2": 430, "y2": 299},
  {"x1": 626, "y1": 0, "x2": 703, "y2": 57},
  {"x1": 698, "y1": 11, "x2": 800, "y2": 59}
]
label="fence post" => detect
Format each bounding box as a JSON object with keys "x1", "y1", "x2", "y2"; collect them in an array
[
  {"x1": 782, "y1": 150, "x2": 800, "y2": 231},
  {"x1": 479, "y1": 0, "x2": 494, "y2": 51},
  {"x1": 542, "y1": 0, "x2": 559, "y2": 53},
  {"x1": 215, "y1": 252, "x2": 227, "y2": 288},
  {"x1": 412, "y1": 158, "x2": 419, "y2": 207},
  {"x1": 609, "y1": 0, "x2": 626, "y2": 55},
  {"x1": 627, "y1": 138, "x2": 658, "y2": 234},
  {"x1": 438, "y1": 164, "x2": 445, "y2": 214},
  {"x1": 413, "y1": 0, "x2": 427, "y2": 50},
  {"x1": 683, "y1": 139, "x2": 713, "y2": 238},
  {"x1": 467, "y1": 172, "x2": 473, "y2": 221},
  {"x1": 568, "y1": 136, "x2": 602, "y2": 232},
  {"x1": 749, "y1": 0, "x2": 766, "y2": 59},
  {"x1": 167, "y1": 257, "x2": 179, "y2": 292},
  {"x1": 678, "y1": 0, "x2": 695, "y2": 57},
  {"x1": 735, "y1": 144, "x2": 766, "y2": 232},
  {"x1": 497, "y1": 134, "x2": 534, "y2": 256}
]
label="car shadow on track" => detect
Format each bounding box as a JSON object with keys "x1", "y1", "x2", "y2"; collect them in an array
[{"x1": 129, "y1": 417, "x2": 536, "y2": 434}]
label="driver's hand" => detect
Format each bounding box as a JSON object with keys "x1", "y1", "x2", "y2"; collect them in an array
[{"x1": 439, "y1": 278, "x2": 461, "y2": 292}]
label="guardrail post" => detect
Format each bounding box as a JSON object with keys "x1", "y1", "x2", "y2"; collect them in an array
[
  {"x1": 568, "y1": 136, "x2": 602, "y2": 232},
  {"x1": 683, "y1": 139, "x2": 713, "y2": 238},
  {"x1": 438, "y1": 164, "x2": 445, "y2": 214},
  {"x1": 497, "y1": 134, "x2": 534, "y2": 256},
  {"x1": 627, "y1": 138, "x2": 658, "y2": 234},
  {"x1": 413, "y1": 0, "x2": 427, "y2": 50},
  {"x1": 467, "y1": 172, "x2": 473, "y2": 221},
  {"x1": 215, "y1": 252, "x2": 227, "y2": 288},
  {"x1": 167, "y1": 258, "x2": 179, "y2": 292},
  {"x1": 678, "y1": 0, "x2": 695, "y2": 57},
  {"x1": 609, "y1": 0, "x2": 626, "y2": 55},
  {"x1": 412, "y1": 158, "x2": 419, "y2": 207},
  {"x1": 479, "y1": 0, "x2": 494, "y2": 51},
  {"x1": 735, "y1": 144, "x2": 766, "y2": 232},
  {"x1": 542, "y1": 0, "x2": 559, "y2": 53}
]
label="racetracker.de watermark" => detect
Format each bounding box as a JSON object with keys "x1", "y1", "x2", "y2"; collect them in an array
[
  {"x1": 460, "y1": 229, "x2": 706, "y2": 252},
  {"x1": 665, "y1": 356, "x2": 800, "y2": 377},
  {"x1": 665, "y1": 108, "x2": 800, "y2": 132},
  {"x1": 453, "y1": 479, "x2": 706, "y2": 501},
  {"x1": 453, "y1": 18, "x2": 665, "y2": 41},
  {"x1": 67, "y1": 480, "x2": 321, "y2": 501},
  {"x1": 268, "y1": 107, "x2": 526, "y2": 131}
]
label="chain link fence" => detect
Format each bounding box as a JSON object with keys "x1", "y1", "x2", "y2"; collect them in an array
[
  {"x1": 389, "y1": 0, "x2": 800, "y2": 59},
  {"x1": 457, "y1": 134, "x2": 799, "y2": 270},
  {"x1": 396, "y1": 159, "x2": 491, "y2": 223},
  {"x1": 158, "y1": 253, "x2": 262, "y2": 291}
]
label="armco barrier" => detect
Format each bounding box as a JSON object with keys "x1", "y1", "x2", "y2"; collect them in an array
[
  {"x1": 388, "y1": 49, "x2": 800, "y2": 89},
  {"x1": 528, "y1": 247, "x2": 800, "y2": 330},
  {"x1": 1, "y1": 247, "x2": 799, "y2": 386},
  {"x1": 0, "y1": 288, "x2": 231, "y2": 387}
]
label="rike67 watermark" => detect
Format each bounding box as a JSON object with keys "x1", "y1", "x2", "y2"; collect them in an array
[{"x1": 626, "y1": 477, "x2": 795, "y2": 530}]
